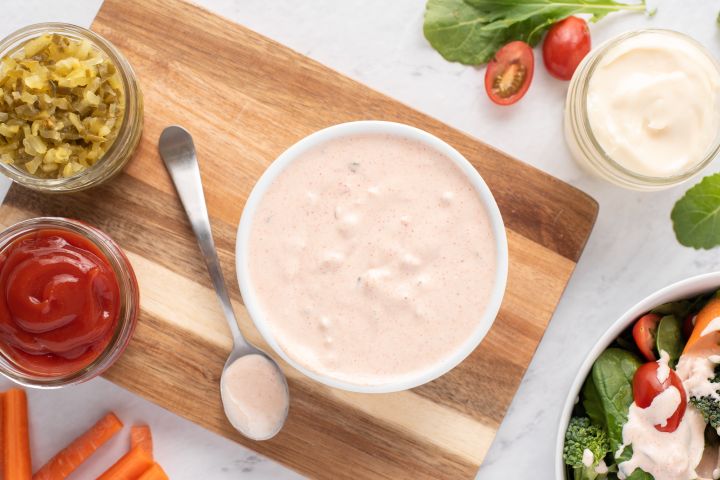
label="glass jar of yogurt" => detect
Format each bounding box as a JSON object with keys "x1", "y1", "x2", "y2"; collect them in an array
[{"x1": 565, "y1": 29, "x2": 720, "y2": 191}]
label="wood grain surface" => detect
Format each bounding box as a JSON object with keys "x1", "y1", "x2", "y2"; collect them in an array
[{"x1": 0, "y1": 0, "x2": 598, "y2": 478}]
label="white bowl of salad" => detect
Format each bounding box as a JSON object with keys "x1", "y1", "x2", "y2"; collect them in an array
[{"x1": 557, "y1": 272, "x2": 720, "y2": 480}]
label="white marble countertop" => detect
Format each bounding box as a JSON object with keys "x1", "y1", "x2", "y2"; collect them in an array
[{"x1": 4, "y1": 0, "x2": 720, "y2": 478}]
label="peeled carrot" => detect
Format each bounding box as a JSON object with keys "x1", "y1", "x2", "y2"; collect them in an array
[
  {"x1": 138, "y1": 463, "x2": 169, "y2": 480},
  {"x1": 130, "y1": 425, "x2": 153, "y2": 459},
  {"x1": 0, "y1": 392, "x2": 5, "y2": 476},
  {"x1": 4, "y1": 388, "x2": 32, "y2": 480},
  {"x1": 684, "y1": 297, "x2": 720, "y2": 355},
  {"x1": 97, "y1": 446, "x2": 153, "y2": 480},
  {"x1": 33, "y1": 412, "x2": 123, "y2": 480}
]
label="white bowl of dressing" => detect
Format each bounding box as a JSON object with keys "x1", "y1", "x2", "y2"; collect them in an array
[
  {"x1": 236, "y1": 121, "x2": 508, "y2": 393},
  {"x1": 555, "y1": 272, "x2": 720, "y2": 479}
]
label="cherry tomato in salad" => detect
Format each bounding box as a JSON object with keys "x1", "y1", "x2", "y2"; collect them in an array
[
  {"x1": 484, "y1": 41, "x2": 534, "y2": 106},
  {"x1": 633, "y1": 361, "x2": 687, "y2": 433},
  {"x1": 542, "y1": 16, "x2": 591, "y2": 81},
  {"x1": 682, "y1": 314, "x2": 696, "y2": 341},
  {"x1": 632, "y1": 313, "x2": 661, "y2": 361}
]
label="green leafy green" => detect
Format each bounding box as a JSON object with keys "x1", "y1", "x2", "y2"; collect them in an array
[
  {"x1": 582, "y1": 374, "x2": 605, "y2": 431},
  {"x1": 624, "y1": 467, "x2": 653, "y2": 480},
  {"x1": 651, "y1": 300, "x2": 691, "y2": 318},
  {"x1": 655, "y1": 315, "x2": 684, "y2": 367},
  {"x1": 614, "y1": 445, "x2": 652, "y2": 479},
  {"x1": 672, "y1": 173, "x2": 720, "y2": 249},
  {"x1": 589, "y1": 348, "x2": 642, "y2": 453},
  {"x1": 423, "y1": 0, "x2": 647, "y2": 65},
  {"x1": 570, "y1": 349, "x2": 650, "y2": 479}
]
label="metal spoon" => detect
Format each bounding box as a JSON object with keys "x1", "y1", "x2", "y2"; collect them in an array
[{"x1": 158, "y1": 125, "x2": 289, "y2": 440}]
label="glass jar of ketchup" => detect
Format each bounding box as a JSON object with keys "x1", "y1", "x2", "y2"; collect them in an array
[{"x1": 0, "y1": 217, "x2": 139, "y2": 387}]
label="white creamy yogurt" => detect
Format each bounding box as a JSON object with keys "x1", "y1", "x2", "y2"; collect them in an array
[
  {"x1": 220, "y1": 354, "x2": 288, "y2": 440},
  {"x1": 618, "y1": 387, "x2": 705, "y2": 480},
  {"x1": 587, "y1": 31, "x2": 720, "y2": 178}
]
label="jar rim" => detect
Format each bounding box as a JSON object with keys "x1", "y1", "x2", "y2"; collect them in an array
[
  {"x1": 0, "y1": 217, "x2": 139, "y2": 388},
  {"x1": 0, "y1": 22, "x2": 143, "y2": 192},
  {"x1": 569, "y1": 28, "x2": 720, "y2": 187}
]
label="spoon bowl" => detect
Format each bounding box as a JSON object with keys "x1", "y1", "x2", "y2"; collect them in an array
[{"x1": 158, "y1": 125, "x2": 289, "y2": 441}]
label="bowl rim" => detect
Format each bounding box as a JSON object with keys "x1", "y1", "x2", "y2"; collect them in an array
[
  {"x1": 235, "y1": 120, "x2": 509, "y2": 393},
  {"x1": 555, "y1": 271, "x2": 720, "y2": 478}
]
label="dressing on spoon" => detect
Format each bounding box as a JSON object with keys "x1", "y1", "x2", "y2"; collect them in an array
[
  {"x1": 158, "y1": 125, "x2": 289, "y2": 440},
  {"x1": 221, "y1": 354, "x2": 289, "y2": 440}
]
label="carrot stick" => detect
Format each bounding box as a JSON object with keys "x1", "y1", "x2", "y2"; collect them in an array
[
  {"x1": 130, "y1": 425, "x2": 152, "y2": 459},
  {"x1": 138, "y1": 463, "x2": 169, "y2": 480},
  {"x1": 4, "y1": 388, "x2": 31, "y2": 480},
  {"x1": 0, "y1": 392, "x2": 5, "y2": 476},
  {"x1": 684, "y1": 297, "x2": 720, "y2": 355},
  {"x1": 33, "y1": 412, "x2": 123, "y2": 480},
  {"x1": 97, "y1": 446, "x2": 152, "y2": 480}
]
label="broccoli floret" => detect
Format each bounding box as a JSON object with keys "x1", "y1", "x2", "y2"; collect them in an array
[
  {"x1": 689, "y1": 365, "x2": 720, "y2": 430},
  {"x1": 690, "y1": 395, "x2": 720, "y2": 430},
  {"x1": 563, "y1": 417, "x2": 611, "y2": 480}
]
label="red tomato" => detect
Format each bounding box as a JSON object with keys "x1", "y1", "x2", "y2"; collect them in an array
[
  {"x1": 484, "y1": 41, "x2": 534, "y2": 106},
  {"x1": 633, "y1": 362, "x2": 687, "y2": 433},
  {"x1": 542, "y1": 16, "x2": 591, "y2": 81},
  {"x1": 632, "y1": 313, "x2": 661, "y2": 361},
  {"x1": 683, "y1": 314, "x2": 696, "y2": 340}
]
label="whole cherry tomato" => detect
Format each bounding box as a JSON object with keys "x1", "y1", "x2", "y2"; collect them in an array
[{"x1": 542, "y1": 16, "x2": 591, "y2": 81}]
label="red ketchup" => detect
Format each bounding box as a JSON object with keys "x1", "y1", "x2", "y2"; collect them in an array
[{"x1": 0, "y1": 229, "x2": 120, "y2": 376}]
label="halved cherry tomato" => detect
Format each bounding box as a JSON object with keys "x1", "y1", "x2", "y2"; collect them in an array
[
  {"x1": 633, "y1": 313, "x2": 661, "y2": 361},
  {"x1": 484, "y1": 41, "x2": 534, "y2": 106},
  {"x1": 542, "y1": 16, "x2": 591, "y2": 81},
  {"x1": 682, "y1": 314, "x2": 696, "y2": 341},
  {"x1": 633, "y1": 361, "x2": 687, "y2": 433}
]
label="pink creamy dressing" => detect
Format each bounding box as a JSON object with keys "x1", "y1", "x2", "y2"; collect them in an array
[
  {"x1": 220, "y1": 354, "x2": 288, "y2": 440},
  {"x1": 248, "y1": 133, "x2": 497, "y2": 385}
]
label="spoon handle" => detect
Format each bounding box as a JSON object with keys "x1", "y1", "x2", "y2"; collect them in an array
[{"x1": 159, "y1": 125, "x2": 249, "y2": 350}]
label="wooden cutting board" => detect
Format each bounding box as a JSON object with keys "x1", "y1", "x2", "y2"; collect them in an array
[{"x1": 0, "y1": 0, "x2": 598, "y2": 477}]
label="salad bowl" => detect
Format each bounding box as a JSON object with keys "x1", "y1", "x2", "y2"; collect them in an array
[{"x1": 555, "y1": 271, "x2": 720, "y2": 479}]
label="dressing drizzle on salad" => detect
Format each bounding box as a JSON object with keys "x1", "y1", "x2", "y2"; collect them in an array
[{"x1": 564, "y1": 293, "x2": 720, "y2": 480}]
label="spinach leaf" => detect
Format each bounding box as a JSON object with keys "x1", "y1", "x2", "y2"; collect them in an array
[
  {"x1": 672, "y1": 173, "x2": 720, "y2": 249},
  {"x1": 590, "y1": 348, "x2": 642, "y2": 453},
  {"x1": 610, "y1": 324, "x2": 641, "y2": 357},
  {"x1": 651, "y1": 300, "x2": 691, "y2": 318},
  {"x1": 624, "y1": 465, "x2": 653, "y2": 480},
  {"x1": 582, "y1": 374, "x2": 605, "y2": 430},
  {"x1": 588, "y1": 349, "x2": 653, "y2": 479},
  {"x1": 614, "y1": 445, "x2": 652, "y2": 478},
  {"x1": 656, "y1": 315, "x2": 684, "y2": 367},
  {"x1": 423, "y1": 0, "x2": 647, "y2": 65}
]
